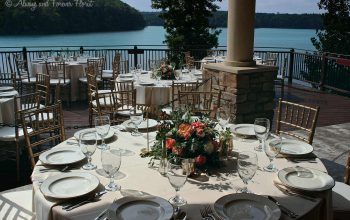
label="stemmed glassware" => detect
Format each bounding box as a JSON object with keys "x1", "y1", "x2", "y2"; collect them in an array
[
  {"x1": 136, "y1": 64, "x2": 142, "y2": 82},
  {"x1": 216, "y1": 107, "x2": 230, "y2": 130},
  {"x1": 263, "y1": 134, "x2": 282, "y2": 172},
  {"x1": 254, "y1": 118, "x2": 270, "y2": 152},
  {"x1": 129, "y1": 107, "x2": 143, "y2": 136},
  {"x1": 167, "y1": 158, "x2": 188, "y2": 207},
  {"x1": 175, "y1": 70, "x2": 181, "y2": 80},
  {"x1": 237, "y1": 151, "x2": 258, "y2": 193},
  {"x1": 95, "y1": 115, "x2": 111, "y2": 150},
  {"x1": 79, "y1": 130, "x2": 97, "y2": 170},
  {"x1": 101, "y1": 149, "x2": 122, "y2": 191}
]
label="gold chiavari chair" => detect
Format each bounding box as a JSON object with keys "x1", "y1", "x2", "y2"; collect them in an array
[
  {"x1": 275, "y1": 57, "x2": 288, "y2": 98},
  {"x1": 0, "y1": 93, "x2": 40, "y2": 181},
  {"x1": 102, "y1": 53, "x2": 121, "y2": 89},
  {"x1": 14, "y1": 54, "x2": 36, "y2": 94},
  {"x1": 276, "y1": 98, "x2": 320, "y2": 145},
  {"x1": 46, "y1": 61, "x2": 71, "y2": 107},
  {"x1": 87, "y1": 57, "x2": 105, "y2": 79},
  {"x1": 178, "y1": 91, "x2": 221, "y2": 117},
  {"x1": 35, "y1": 73, "x2": 50, "y2": 106},
  {"x1": 171, "y1": 81, "x2": 199, "y2": 111},
  {"x1": 110, "y1": 80, "x2": 134, "y2": 92},
  {"x1": 20, "y1": 101, "x2": 66, "y2": 169},
  {"x1": 95, "y1": 89, "x2": 136, "y2": 125},
  {"x1": 86, "y1": 65, "x2": 100, "y2": 127}
]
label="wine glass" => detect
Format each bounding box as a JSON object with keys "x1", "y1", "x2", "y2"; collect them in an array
[
  {"x1": 79, "y1": 130, "x2": 97, "y2": 170},
  {"x1": 264, "y1": 134, "x2": 282, "y2": 172},
  {"x1": 129, "y1": 107, "x2": 143, "y2": 136},
  {"x1": 156, "y1": 72, "x2": 162, "y2": 86},
  {"x1": 175, "y1": 70, "x2": 181, "y2": 80},
  {"x1": 95, "y1": 115, "x2": 110, "y2": 150},
  {"x1": 254, "y1": 118, "x2": 270, "y2": 152},
  {"x1": 101, "y1": 149, "x2": 122, "y2": 191},
  {"x1": 216, "y1": 107, "x2": 230, "y2": 130},
  {"x1": 167, "y1": 158, "x2": 188, "y2": 207},
  {"x1": 237, "y1": 151, "x2": 258, "y2": 193}
]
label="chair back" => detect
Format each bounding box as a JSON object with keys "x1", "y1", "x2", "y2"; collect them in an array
[
  {"x1": 276, "y1": 98, "x2": 320, "y2": 144},
  {"x1": 112, "y1": 53, "x2": 121, "y2": 79},
  {"x1": 46, "y1": 61, "x2": 68, "y2": 84},
  {"x1": 171, "y1": 81, "x2": 199, "y2": 110},
  {"x1": 14, "y1": 55, "x2": 30, "y2": 81},
  {"x1": 35, "y1": 73, "x2": 50, "y2": 106},
  {"x1": 87, "y1": 57, "x2": 105, "y2": 78},
  {"x1": 345, "y1": 152, "x2": 350, "y2": 185},
  {"x1": 178, "y1": 91, "x2": 221, "y2": 117},
  {"x1": 110, "y1": 80, "x2": 134, "y2": 92},
  {"x1": 20, "y1": 102, "x2": 66, "y2": 169}
]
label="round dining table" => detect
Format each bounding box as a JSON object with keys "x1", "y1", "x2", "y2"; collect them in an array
[
  {"x1": 31, "y1": 125, "x2": 333, "y2": 220},
  {"x1": 0, "y1": 88, "x2": 18, "y2": 125},
  {"x1": 30, "y1": 58, "x2": 88, "y2": 102},
  {"x1": 117, "y1": 71, "x2": 202, "y2": 107}
]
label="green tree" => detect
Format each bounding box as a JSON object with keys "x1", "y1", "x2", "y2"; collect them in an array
[
  {"x1": 311, "y1": 0, "x2": 350, "y2": 54},
  {"x1": 151, "y1": 0, "x2": 222, "y2": 56}
]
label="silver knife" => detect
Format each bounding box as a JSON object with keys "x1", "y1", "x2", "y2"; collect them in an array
[
  {"x1": 268, "y1": 196, "x2": 298, "y2": 218},
  {"x1": 63, "y1": 191, "x2": 107, "y2": 211}
]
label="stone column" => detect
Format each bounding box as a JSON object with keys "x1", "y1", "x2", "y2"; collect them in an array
[{"x1": 225, "y1": 0, "x2": 256, "y2": 67}]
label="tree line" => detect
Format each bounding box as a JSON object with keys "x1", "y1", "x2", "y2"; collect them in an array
[
  {"x1": 0, "y1": 0, "x2": 146, "y2": 35},
  {"x1": 142, "y1": 11, "x2": 323, "y2": 29}
]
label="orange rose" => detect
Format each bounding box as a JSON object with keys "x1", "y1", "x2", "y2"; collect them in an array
[
  {"x1": 166, "y1": 138, "x2": 176, "y2": 150},
  {"x1": 178, "y1": 123, "x2": 193, "y2": 140}
]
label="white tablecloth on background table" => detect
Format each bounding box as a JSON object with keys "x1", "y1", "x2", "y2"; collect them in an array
[
  {"x1": 0, "y1": 90, "x2": 18, "y2": 125},
  {"x1": 31, "y1": 126, "x2": 332, "y2": 220},
  {"x1": 117, "y1": 71, "x2": 202, "y2": 107},
  {"x1": 31, "y1": 60, "x2": 87, "y2": 102}
]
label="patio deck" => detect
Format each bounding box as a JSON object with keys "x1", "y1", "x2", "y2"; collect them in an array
[{"x1": 1, "y1": 84, "x2": 350, "y2": 191}]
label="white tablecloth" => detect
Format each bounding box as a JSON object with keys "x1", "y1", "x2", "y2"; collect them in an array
[
  {"x1": 0, "y1": 90, "x2": 18, "y2": 125},
  {"x1": 31, "y1": 127, "x2": 332, "y2": 220},
  {"x1": 31, "y1": 60, "x2": 87, "y2": 102}
]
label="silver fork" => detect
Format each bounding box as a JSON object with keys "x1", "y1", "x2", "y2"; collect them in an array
[
  {"x1": 204, "y1": 204, "x2": 223, "y2": 220},
  {"x1": 94, "y1": 198, "x2": 117, "y2": 220},
  {"x1": 39, "y1": 165, "x2": 69, "y2": 173}
]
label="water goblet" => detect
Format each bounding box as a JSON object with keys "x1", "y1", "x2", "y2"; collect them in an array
[
  {"x1": 167, "y1": 158, "x2": 188, "y2": 207},
  {"x1": 263, "y1": 134, "x2": 282, "y2": 172},
  {"x1": 156, "y1": 73, "x2": 162, "y2": 86},
  {"x1": 79, "y1": 130, "x2": 97, "y2": 170},
  {"x1": 129, "y1": 107, "x2": 143, "y2": 136},
  {"x1": 254, "y1": 118, "x2": 270, "y2": 152},
  {"x1": 237, "y1": 151, "x2": 258, "y2": 193},
  {"x1": 95, "y1": 115, "x2": 111, "y2": 150},
  {"x1": 216, "y1": 107, "x2": 230, "y2": 130},
  {"x1": 175, "y1": 70, "x2": 181, "y2": 80},
  {"x1": 101, "y1": 149, "x2": 122, "y2": 191}
]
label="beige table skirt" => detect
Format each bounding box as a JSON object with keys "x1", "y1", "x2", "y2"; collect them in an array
[{"x1": 31, "y1": 128, "x2": 332, "y2": 220}]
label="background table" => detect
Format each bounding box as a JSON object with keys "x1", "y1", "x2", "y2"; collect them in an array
[
  {"x1": 0, "y1": 90, "x2": 18, "y2": 125},
  {"x1": 31, "y1": 60, "x2": 87, "y2": 102},
  {"x1": 31, "y1": 127, "x2": 332, "y2": 220}
]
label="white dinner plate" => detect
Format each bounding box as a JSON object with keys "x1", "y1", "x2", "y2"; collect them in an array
[
  {"x1": 278, "y1": 166, "x2": 335, "y2": 191},
  {"x1": 0, "y1": 86, "x2": 14, "y2": 92},
  {"x1": 279, "y1": 139, "x2": 314, "y2": 155},
  {"x1": 39, "y1": 147, "x2": 85, "y2": 165},
  {"x1": 139, "y1": 82, "x2": 155, "y2": 86},
  {"x1": 74, "y1": 128, "x2": 114, "y2": 141},
  {"x1": 214, "y1": 193, "x2": 281, "y2": 220},
  {"x1": 108, "y1": 196, "x2": 173, "y2": 220},
  {"x1": 122, "y1": 119, "x2": 158, "y2": 130},
  {"x1": 119, "y1": 73, "x2": 133, "y2": 78},
  {"x1": 193, "y1": 71, "x2": 202, "y2": 76},
  {"x1": 40, "y1": 172, "x2": 99, "y2": 199},
  {"x1": 230, "y1": 124, "x2": 256, "y2": 137}
]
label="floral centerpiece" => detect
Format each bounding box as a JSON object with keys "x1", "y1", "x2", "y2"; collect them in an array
[
  {"x1": 156, "y1": 63, "x2": 176, "y2": 80},
  {"x1": 149, "y1": 109, "x2": 230, "y2": 169}
]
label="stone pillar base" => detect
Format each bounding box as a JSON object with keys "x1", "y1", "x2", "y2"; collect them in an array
[{"x1": 203, "y1": 63, "x2": 278, "y2": 124}]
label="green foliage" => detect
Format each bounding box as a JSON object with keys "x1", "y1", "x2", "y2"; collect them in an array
[
  {"x1": 151, "y1": 0, "x2": 222, "y2": 52},
  {"x1": 0, "y1": 0, "x2": 146, "y2": 35},
  {"x1": 142, "y1": 11, "x2": 323, "y2": 29},
  {"x1": 301, "y1": 53, "x2": 322, "y2": 88},
  {"x1": 311, "y1": 0, "x2": 350, "y2": 54}
]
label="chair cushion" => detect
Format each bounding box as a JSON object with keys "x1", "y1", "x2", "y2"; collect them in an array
[
  {"x1": 21, "y1": 77, "x2": 37, "y2": 84},
  {"x1": 50, "y1": 79, "x2": 71, "y2": 85},
  {"x1": 102, "y1": 73, "x2": 113, "y2": 79},
  {"x1": 0, "y1": 126, "x2": 33, "y2": 141},
  {"x1": 332, "y1": 181, "x2": 350, "y2": 219},
  {"x1": 92, "y1": 98, "x2": 114, "y2": 108},
  {"x1": 79, "y1": 77, "x2": 87, "y2": 83},
  {"x1": 103, "y1": 70, "x2": 113, "y2": 74}
]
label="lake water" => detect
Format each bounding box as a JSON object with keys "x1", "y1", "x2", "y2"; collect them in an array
[{"x1": 0, "y1": 26, "x2": 317, "y2": 51}]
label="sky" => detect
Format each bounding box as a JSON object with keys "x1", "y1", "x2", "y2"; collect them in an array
[{"x1": 121, "y1": 0, "x2": 322, "y2": 14}]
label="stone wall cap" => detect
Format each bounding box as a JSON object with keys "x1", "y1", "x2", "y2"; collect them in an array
[{"x1": 203, "y1": 63, "x2": 278, "y2": 74}]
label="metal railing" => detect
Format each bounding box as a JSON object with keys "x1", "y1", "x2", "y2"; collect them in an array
[{"x1": 1, "y1": 45, "x2": 349, "y2": 95}]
